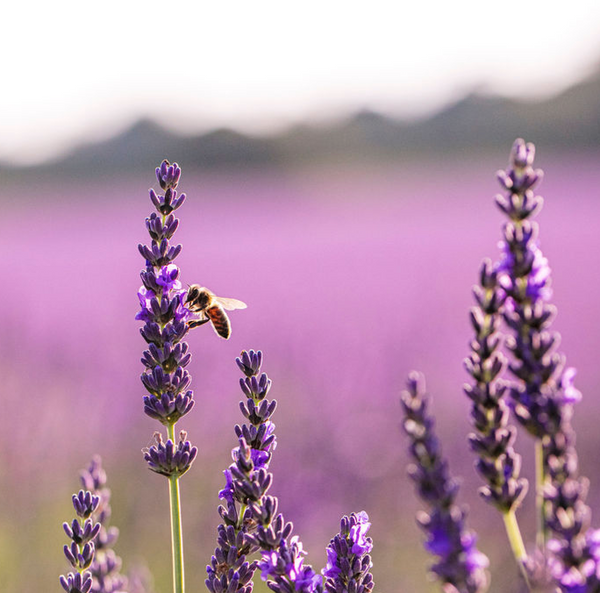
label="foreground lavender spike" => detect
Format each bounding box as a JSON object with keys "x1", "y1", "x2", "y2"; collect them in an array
[
  {"x1": 60, "y1": 486, "x2": 100, "y2": 593},
  {"x1": 401, "y1": 372, "x2": 489, "y2": 593},
  {"x1": 205, "y1": 350, "x2": 278, "y2": 593},
  {"x1": 323, "y1": 511, "x2": 374, "y2": 593},
  {"x1": 137, "y1": 160, "x2": 196, "y2": 593},
  {"x1": 80, "y1": 456, "x2": 128, "y2": 593},
  {"x1": 207, "y1": 350, "x2": 322, "y2": 593}
]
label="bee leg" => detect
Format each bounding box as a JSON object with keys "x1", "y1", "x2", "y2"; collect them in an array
[{"x1": 188, "y1": 318, "x2": 211, "y2": 329}]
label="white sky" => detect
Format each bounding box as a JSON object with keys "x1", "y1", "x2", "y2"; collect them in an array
[{"x1": 2, "y1": 1, "x2": 600, "y2": 164}]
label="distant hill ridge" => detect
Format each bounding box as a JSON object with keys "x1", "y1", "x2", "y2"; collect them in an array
[{"x1": 9, "y1": 69, "x2": 600, "y2": 175}]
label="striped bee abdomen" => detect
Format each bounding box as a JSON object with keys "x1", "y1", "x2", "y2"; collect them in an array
[{"x1": 206, "y1": 305, "x2": 231, "y2": 339}]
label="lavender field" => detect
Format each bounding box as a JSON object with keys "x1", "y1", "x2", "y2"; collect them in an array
[{"x1": 3, "y1": 150, "x2": 600, "y2": 592}]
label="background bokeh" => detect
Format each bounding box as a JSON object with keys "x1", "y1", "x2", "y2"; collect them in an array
[{"x1": 2, "y1": 3, "x2": 600, "y2": 593}]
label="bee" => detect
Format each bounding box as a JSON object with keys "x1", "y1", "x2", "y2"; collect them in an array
[{"x1": 185, "y1": 284, "x2": 247, "y2": 339}]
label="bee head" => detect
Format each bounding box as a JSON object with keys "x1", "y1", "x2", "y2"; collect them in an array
[
  {"x1": 186, "y1": 284, "x2": 201, "y2": 303},
  {"x1": 186, "y1": 284, "x2": 211, "y2": 309}
]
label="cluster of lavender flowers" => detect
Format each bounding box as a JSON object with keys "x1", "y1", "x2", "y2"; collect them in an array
[
  {"x1": 207, "y1": 350, "x2": 374, "y2": 593},
  {"x1": 60, "y1": 160, "x2": 374, "y2": 593},
  {"x1": 401, "y1": 139, "x2": 600, "y2": 592},
  {"x1": 58, "y1": 144, "x2": 595, "y2": 593}
]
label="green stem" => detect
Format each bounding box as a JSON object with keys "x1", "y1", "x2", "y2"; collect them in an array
[
  {"x1": 167, "y1": 423, "x2": 185, "y2": 593},
  {"x1": 535, "y1": 439, "x2": 546, "y2": 552},
  {"x1": 502, "y1": 510, "x2": 530, "y2": 589}
]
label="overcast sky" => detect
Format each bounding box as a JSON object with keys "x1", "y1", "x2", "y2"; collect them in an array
[{"x1": 3, "y1": 1, "x2": 600, "y2": 164}]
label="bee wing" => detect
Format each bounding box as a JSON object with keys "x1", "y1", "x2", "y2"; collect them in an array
[{"x1": 214, "y1": 296, "x2": 248, "y2": 311}]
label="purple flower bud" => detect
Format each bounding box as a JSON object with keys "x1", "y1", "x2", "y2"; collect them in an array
[
  {"x1": 156, "y1": 160, "x2": 182, "y2": 190},
  {"x1": 59, "y1": 571, "x2": 93, "y2": 593},
  {"x1": 72, "y1": 490, "x2": 100, "y2": 519},
  {"x1": 236, "y1": 349, "x2": 263, "y2": 377},
  {"x1": 143, "y1": 431, "x2": 198, "y2": 478}
]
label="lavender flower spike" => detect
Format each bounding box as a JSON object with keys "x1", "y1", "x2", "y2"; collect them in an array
[
  {"x1": 401, "y1": 372, "x2": 489, "y2": 593},
  {"x1": 207, "y1": 350, "x2": 322, "y2": 593},
  {"x1": 494, "y1": 138, "x2": 562, "y2": 439},
  {"x1": 464, "y1": 258, "x2": 528, "y2": 514},
  {"x1": 137, "y1": 160, "x2": 197, "y2": 593},
  {"x1": 323, "y1": 511, "x2": 374, "y2": 593},
  {"x1": 80, "y1": 456, "x2": 128, "y2": 593},
  {"x1": 60, "y1": 484, "x2": 101, "y2": 593},
  {"x1": 206, "y1": 350, "x2": 279, "y2": 593}
]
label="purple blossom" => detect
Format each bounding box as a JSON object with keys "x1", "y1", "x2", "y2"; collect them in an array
[
  {"x1": 322, "y1": 512, "x2": 374, "y2": 593},
  {"x1": 349, "y1": 512, "x2": 372, "y2": 555},
  {"x1": 156, "y1": 264, "x2": 182, "y2": 292}
]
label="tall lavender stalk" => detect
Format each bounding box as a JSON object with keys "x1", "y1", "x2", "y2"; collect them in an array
[
  {"x1": 401, "y1": 372, "x2": 489, "y2": 593},
  {"x1": 464, "y1": 257, "x2": 528, "y2": 573},
  {"x1": 207, "y1": 350, "x2": 322, "y2": 593},
  {"x1": 137, "y1": 160, "x2": 198, "y2": 593},
  {"x1": 486, "y1": 139, "x2": 598, "y2": 589}
]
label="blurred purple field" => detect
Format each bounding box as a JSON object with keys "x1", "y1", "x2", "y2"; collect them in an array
[{"x1": 2, "y1": 150, "x2": 600, "y2": 592}]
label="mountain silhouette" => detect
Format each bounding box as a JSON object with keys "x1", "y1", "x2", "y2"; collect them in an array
[{"x1": 7, "y1": 68, "x2": 600, "y2": 177}]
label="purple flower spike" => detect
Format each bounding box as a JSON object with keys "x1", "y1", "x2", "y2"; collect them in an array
[
  {"x1": 323, "y1": 512, "x2": 374, "y2": 593},
  {"x1": 207, "y1": 350, "x2": 321, "y2": 593},
  {"x1": 137, "y1": 161, "x2": 197, "y2": 475},
  {"x1": 479, "y1": 139, "x2": 597, "y2": 590},
  {"x1": 79, "y1": 456, "x2": 129, "y2": 593},
  {"x1": 143, "y1": 431, "x2": 198, "y2": 478},
  {"x1": 401, "y1": 372, "x2": 489, "y2": 593},
  {"x1": 464, "y1": 257, "x2": 528, "y2": 513}
]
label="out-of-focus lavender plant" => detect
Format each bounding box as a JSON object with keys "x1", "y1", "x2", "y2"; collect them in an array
[
  {"x1": 401, "y1": 371, "x2": 489, "y2": 593},
  {"x1": 464, "y1": 256, "x2": 528, "y2": 571},
  {"x1": 80, "y1": 456, "x2": 128, "y2": 593},
  {"x1": 60, "y1": 488, "x2": 101, "y2": 593},
  {"x1": 137, "y1": 161, "x2": 198, "y2": 593},
  {"x1": 492, "y1": 140, "x2": 598, "y2": 591}
]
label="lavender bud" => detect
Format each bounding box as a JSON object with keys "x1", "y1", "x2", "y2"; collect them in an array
[
  {"x1": 236, "y1": 350, "x2": 263, "y2": 377},
  {"x1": 59, "y1": 571, "x2": 93, "y2": 593},
  {"x1": 72, "y1": 490, "x2": 100, "y2": 519},
  {"x1": 143, "y1": 431, "x2": 198, "y2": 478}
]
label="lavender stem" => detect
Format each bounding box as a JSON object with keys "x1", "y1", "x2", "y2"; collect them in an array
[
  {"x1": 502, "y1": 510, "x2": 530, "y2": 588},
  {"x1": 535, "y1": 440, "x2": 546, "y2": 553},
  {"x1": 167, "y1": 422, "x2": 185, "y2": 593}
]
